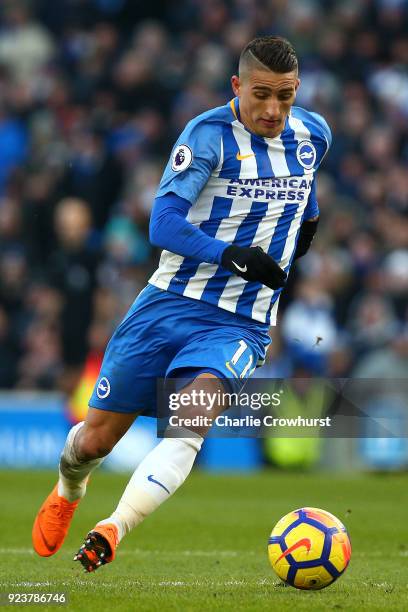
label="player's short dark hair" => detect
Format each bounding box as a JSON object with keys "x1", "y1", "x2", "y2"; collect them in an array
[{"x1": 239, "y1": 36, "x2": 298, "y2": 74}]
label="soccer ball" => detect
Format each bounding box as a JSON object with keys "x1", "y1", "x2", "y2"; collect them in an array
[{"x1": 268, "y1": 507, "x2": 351, "y2": 590}]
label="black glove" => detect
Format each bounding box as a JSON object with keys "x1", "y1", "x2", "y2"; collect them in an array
[
  {"x1": 294, "y1": 218, "x2": 319, "y2": 260},
  {"x1": 221, "y1": 245, "x2": 287, "y2": 290}
]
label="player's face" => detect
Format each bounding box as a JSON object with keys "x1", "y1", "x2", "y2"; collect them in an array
[{"x1": 231, "y1": 69, "x2": 299, "y2": 138}]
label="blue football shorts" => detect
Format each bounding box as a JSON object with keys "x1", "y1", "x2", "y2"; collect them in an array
[{"x1": 89, "y1": 284, "x2": 271, "y2": 416}]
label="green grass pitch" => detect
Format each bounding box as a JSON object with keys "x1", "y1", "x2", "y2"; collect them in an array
[{"x1": 0, "y1": 469, "x2": 407, "y2": 611}]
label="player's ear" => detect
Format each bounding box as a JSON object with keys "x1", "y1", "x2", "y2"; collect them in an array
[
  {"x1": 295, "y1": 78, "x2": 300, "y2": 92},
  {"x1": 231, "y1": 75, "x2": 240, "y2": 96}
]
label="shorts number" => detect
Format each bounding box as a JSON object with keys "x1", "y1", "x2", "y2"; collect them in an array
[{"x1": 228, "y1": 340, "x2": 254, "y2": 379}]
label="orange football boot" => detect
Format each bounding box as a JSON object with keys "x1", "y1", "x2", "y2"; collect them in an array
[
  {"x1": 74, "y1": 523, "x2": 119, "y2": 573},
  {"x1": 32, "y1": 484, "x2": 81, "y2": 557}
]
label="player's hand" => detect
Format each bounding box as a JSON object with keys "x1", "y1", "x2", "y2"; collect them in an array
[{"x1": 221, "y1": 245, "x2": 287, "y2": 290}]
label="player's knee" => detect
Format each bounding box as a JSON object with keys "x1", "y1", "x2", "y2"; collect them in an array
[{"x1": 74, "y1": 426, "x2": 116, "y2": 460}]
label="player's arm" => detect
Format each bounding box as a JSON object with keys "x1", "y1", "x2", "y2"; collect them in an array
[
  {"x1": 150, "y1": 119, "x2": 228, "y2": 265},
  {"x1": 293, "y1": 178, "x2": 319, "y2": 260},
  {"x1": 150, "y1": 192, "x2": 227, "y2": 264},
  {"x1": 150, "y1": 193, "x2": 286, "y2": 290},
  {"x1": 293, "y1": 112, "x2": 332, "y2": 261}
]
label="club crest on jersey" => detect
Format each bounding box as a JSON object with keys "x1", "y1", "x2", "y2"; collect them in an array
[
  {"x1": 171, "y1": 144, "x2": 193, "y2": 172},
  {"x1": 296, "y1": 140, "x2": 316, "y2": 170},
  {"x1": 96, "y1": 377, "x2": 110, "y2": 399}
]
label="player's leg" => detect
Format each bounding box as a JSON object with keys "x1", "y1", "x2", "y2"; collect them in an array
[
  {"x1": 59, "y1": 408, "x2": 138, "y2": 500},
  {"x1": 32, "y1": 407, "x2": 138, "y2": 557},
  {"x1": 74, "y1": 295, "x2": 268, "y2": 571},
  {"x1": 33, "y1": 284, "x2": 174, "y2": 558},
  {"x1": 74, "y1": 373, "x2": 231, "y2": 572},
  {"x1": 104, "y1": 373, "x2": 226, "y2": 530}
]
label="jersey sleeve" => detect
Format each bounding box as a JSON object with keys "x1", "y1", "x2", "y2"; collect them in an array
[
  {"x1": 310, "y1": 111, "x2": 332, "y2": 158},
  {"x1": 149, "y1": 193, "x2": 228, "y2": 265},
  {"x1": 156, "y1": 119, "x2": 222, "y2": 205},
  {"x1": 303, "y1": 177, "x2": 319, "y2": 220}
]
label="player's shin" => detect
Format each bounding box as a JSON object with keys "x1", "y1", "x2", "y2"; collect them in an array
[
  {"x1": 58, "y1": 422, "x2": 104, "y2": 502},
  {"x1": 98, "y1": 431, "x2": 203, "y2": 541}
]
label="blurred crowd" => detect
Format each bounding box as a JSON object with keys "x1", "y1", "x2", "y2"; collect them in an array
[{"x1": 0, "y1": 0, "x2": 407, "y2": 392}]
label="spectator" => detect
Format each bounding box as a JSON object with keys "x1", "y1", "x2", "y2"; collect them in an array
[
  {"x1": 353, "y1": 328, "x2": 408, "y2": 378},
  {"x1": 281, "y1": 280, "x2": 338, "y2": 375},
  {"x1": 47, "y1": 198, "x2": 99, "y2": 371},
  {"x1": 0, "y1": 306, "x2": 18, "y2": 387},
  {"x1": 0, "y1": 102, "x2": 27, "y2": 195},
  {"x1": 0, "y1": 1, "x2": 55, "y2": 83}
]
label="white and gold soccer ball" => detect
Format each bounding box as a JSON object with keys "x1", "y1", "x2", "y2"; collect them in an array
[{"x1": 268, "y1": 507, "x2": 351, "y2": 590}]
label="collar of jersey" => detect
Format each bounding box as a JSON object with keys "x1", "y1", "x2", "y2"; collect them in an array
[{"x1": 230, "y1": 97, "x2": 290, "y2": 143}]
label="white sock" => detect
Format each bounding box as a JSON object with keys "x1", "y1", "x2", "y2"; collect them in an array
[
  {"x1": 58, "y1": 422, "x2": 104, "y2": 502},
  {"x1": 98, "y1": 432, "x2": 203, "y2": 541}
]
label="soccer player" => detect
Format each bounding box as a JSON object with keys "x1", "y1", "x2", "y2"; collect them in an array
[{"x1": 32, "y1": 36, "x2": 331, "y2": 572}]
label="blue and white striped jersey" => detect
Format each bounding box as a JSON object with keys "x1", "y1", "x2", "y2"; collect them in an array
[{"x1": 149, "y1": 97, "x2": 331, "y2": 326}]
